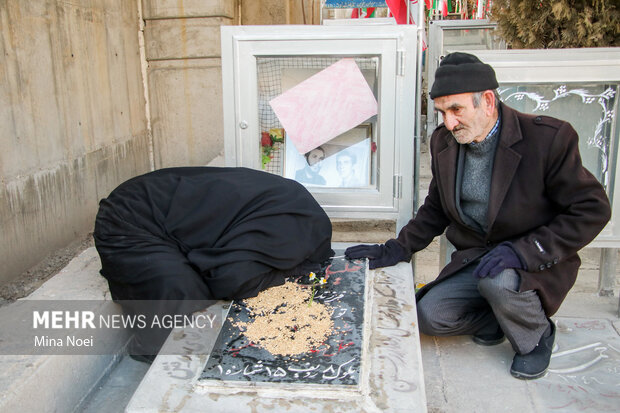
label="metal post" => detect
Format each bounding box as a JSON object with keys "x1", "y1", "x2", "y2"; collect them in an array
[
  {"x1": 439, "y1": 234, "x2": 455, "y2": 268},
  {"x1": 414, "y1": 1, "x2": 424, "y2": 213},
  {"x1": 598, "y1": 248, "x2": 617, "y2": 297},
  {"x1": 412, "y1": 0, "x2": 424, "y2": 283}
]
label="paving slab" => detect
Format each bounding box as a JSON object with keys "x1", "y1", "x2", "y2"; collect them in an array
[
  {"x1": 420, "y1": 315, "x2": 620, "y2": 413},
  {"x1": 126, "y1": 252, "x2": 426, "y2": 412},
  {"x1": 414, "y1": 242, "x2": 620, "y2": 412}
]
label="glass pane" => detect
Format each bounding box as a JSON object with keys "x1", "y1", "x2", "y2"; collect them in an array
[
  {"x1": 442, "y1": 28, "x2": 503, "y2": 52},
  {"x1": 499, "y1": 83, "x2": 618, "y2": 188},
  {"x1": 256, "y1": 56, "x2": 379, "y2": 189}
]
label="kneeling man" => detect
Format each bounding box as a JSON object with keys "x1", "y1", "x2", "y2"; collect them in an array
[{"x1": 346, "y1": 52, "x2": 611, "y2": 379}]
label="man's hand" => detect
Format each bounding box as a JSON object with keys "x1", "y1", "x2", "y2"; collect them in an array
[
  {"x1": 345, "y1": 239, "x2": 408, "y2": 269},
  {"x1": 473, "y1": 242, "x2": 525, "y2": 278}
]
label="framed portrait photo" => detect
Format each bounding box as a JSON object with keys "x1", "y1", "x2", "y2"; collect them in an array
[{"x1": 285, "y1": 124, "x2": 373, "y2": 188}]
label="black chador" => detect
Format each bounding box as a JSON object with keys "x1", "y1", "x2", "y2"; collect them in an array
[{"x1": 94, "y1": 167, "x2": 333, "y2": 356}]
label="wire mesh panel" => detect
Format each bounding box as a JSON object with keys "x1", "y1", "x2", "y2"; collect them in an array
[{"x1": 256, "y1": 56, "x2": 379, "y2": 189}]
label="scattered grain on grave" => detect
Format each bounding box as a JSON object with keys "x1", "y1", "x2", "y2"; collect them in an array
[{"x1": 235, "y1": 281, "x2": 333, "y2": 357}]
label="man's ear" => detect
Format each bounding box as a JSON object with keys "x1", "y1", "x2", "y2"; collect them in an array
[{"x1": 483, "y1": 90, "x2": 496, "y2": 116}]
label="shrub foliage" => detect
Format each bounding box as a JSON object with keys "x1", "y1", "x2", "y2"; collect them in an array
[{"x1": 490, "y1": 0, "x2": 619, "y2": 48}]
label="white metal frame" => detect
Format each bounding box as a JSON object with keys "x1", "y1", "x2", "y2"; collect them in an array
[
  {"x1": 426, "y1": 20, "x2": 506, "y2": 139},
  {"x1": 221, "y1": 25, "x2": 418, "y2": 230}
]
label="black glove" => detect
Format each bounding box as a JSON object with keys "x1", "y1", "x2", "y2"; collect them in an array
[
  {"x1": 473, "y1": 242, "x2": 525, "y2": 279},
  {"x1": 345, "y1": 239, "x2": 408, "y2": 269}
]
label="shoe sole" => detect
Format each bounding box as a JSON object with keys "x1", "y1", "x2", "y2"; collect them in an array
[
  {"x1": 130, "y1": 354, "x2": 155, "y2": 364},
  {"x1": 509, "y1": 367, "x2": 547, "y2": 380},
  {"x1": 472, "y1": 336, "x2": 506, "y2": 346}
]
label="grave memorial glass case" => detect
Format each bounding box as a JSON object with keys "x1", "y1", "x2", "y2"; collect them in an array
[
  {"x1": 221, "y1": 25, "x2": 418, "y2": 230},
  {"x1": 465, "y1": 48, "x2": 620, "y2": 246}
]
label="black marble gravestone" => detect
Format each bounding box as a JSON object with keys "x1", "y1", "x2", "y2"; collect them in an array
[{"x1": 199, "y1": 253, "x2": 366, "y2": 386}]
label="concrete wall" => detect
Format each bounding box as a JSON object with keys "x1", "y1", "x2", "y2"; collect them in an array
[
  {"x1": 0, "y1": 0, "x2": 151, "y2": 284},
  {"x1": 0, "y1": 0, "x2": 317, "y2": 285},
  {"x1": 142, "y1": 0, "x2": 237, "y2": 168},
  {"x1": 142, "y1": 0, "x2": 319, "y2": 168},
  {"x1": 240, "y1": 0, "x2": 320, "y2": 25}
]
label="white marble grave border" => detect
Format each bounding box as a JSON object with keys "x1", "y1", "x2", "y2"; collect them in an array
[{"x1": 126, "y1": 260, "x2": 427, "y2": 412}]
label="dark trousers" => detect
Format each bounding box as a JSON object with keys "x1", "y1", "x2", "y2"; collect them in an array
[{"x1": 416, "y1": 264, "x2": 549, "y2": 354}]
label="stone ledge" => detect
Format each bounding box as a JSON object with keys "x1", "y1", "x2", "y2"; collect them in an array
[
  {"x1": 0, "y1": 248, "x2": 130, "y2": 413},
  {"x1": 331, "y1": 219, "x2": 396, "y2": 243}
]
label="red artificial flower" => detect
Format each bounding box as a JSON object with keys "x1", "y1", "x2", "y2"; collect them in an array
[
  {"x1": 371, "y1": 142, "x2": 377, "y2": 153},
  {"x1": 261, "y1": 131, "x2": 272, "y2": 147}
]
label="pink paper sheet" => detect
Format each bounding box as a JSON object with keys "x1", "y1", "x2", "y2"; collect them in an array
[{"x1": 269, "y1": 58, "x2": 378, "y2": 155}]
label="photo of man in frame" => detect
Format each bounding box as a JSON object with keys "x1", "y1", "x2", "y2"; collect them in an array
[
  {"x1": 285, "y1": 125, "x2": 372, "y2": 188},
  {"x1": 336, "y1": 150, "x2": 363, "y2": 187},
  {"x1": 295, "y1": 146, "x2": 327, "y2": 185}
]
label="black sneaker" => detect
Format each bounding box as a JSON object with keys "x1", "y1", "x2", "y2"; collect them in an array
[
  {"x1": 510, "y1": 320, "x2": 555, "y2": 380},
  {"x1": 472, "y1": 327, "x2": 505, "y2": 346}
]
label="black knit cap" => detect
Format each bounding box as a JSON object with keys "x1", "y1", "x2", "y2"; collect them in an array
[{"x1": 429, "y1": 52, "x2": 498, "y2": 99}]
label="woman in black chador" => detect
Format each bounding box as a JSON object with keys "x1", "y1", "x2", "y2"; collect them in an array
[{"x1": 94, "y1": 167, "x2": 333, "y2": 359}]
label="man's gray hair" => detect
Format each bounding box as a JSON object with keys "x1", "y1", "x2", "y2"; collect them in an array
[{"x1": 472, "y1": 90, "x2": 501, "y2": 108}]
